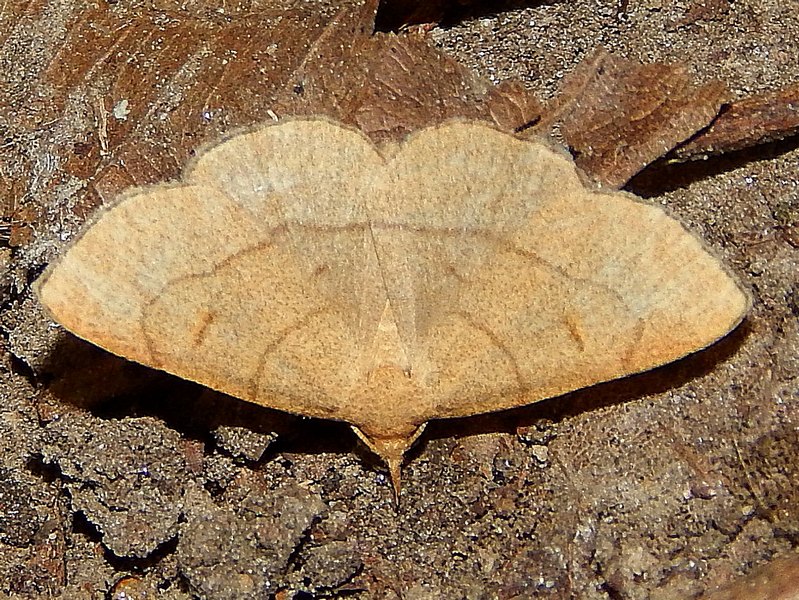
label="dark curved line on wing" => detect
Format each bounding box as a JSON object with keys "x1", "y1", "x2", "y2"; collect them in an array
[
  {"x1": 454, "y1": 309, "x2": 526, "y2": 391},
  {"x1": 360, "y1": 221, "x2": 633, "y2": 314},
  {"x1": 139, "y1": 210, "x2": 634, "y2": 371},
  {"x1": 145, "y1": 176, "x2": 635, "y2": 317},
  {"x1": 619, "y1": 317, "x2": 648, "y2": 370},
  {"x1": 561, "y1": 313, "x2": 586, "y2": 353},
  {"x1": 139, "y1": 238, "x2": 286, "y2": 364},
  {"x1": 191, "y1": 310, "x2": 215, "y2": 348},
  {"x1": 248, "y1": 306, "x2": 337, "y2": 406},
  {"x1": 140, "y1": 249, "x2": 338, "y2": 411}
]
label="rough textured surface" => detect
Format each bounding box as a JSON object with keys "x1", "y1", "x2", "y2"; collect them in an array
[
  {"x1": 177, "y1": 480, "x2": 327, "y2": 598},
  {"x1": 0, "y1": 0, "x2": 798, "y2": 598},
  {"x1": 41, "y1": 414, "x2": 187, "y2": 558}
]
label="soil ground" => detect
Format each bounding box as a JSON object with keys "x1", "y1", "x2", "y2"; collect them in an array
[{"x1": 0, "y1": 0, "x2": 798, "y2": 598}]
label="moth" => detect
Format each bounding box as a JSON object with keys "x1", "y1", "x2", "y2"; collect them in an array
[{"x1": 36, "y1": 119, "x2": 748, "y2": 496}]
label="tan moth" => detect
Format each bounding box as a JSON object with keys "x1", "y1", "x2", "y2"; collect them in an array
[{"x1": 36, "y1": 119, "x2": 748, "y2": 496}]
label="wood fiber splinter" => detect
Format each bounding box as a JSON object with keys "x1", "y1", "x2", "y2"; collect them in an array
[{"x1": 36, "y1": 119, "x2": 749, "y2": 497}]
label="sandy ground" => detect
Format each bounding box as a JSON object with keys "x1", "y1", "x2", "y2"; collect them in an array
[{"x1": 0, "y1": 0, "x2": 798, "y2": 598}]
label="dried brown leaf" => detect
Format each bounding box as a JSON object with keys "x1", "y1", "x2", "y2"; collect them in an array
[
  {"x1": 533, "y1": 48, "x2": 727, "y2": 188},
  {"x1": 1, "y1": 1, "x2": 523, "y2": 247},
  {"x1": 673, "y1": 83, "x2": 799, "y2": 159},
  {"x1": 486, "y1": 79, "x2": 544, "y2": 133}
]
